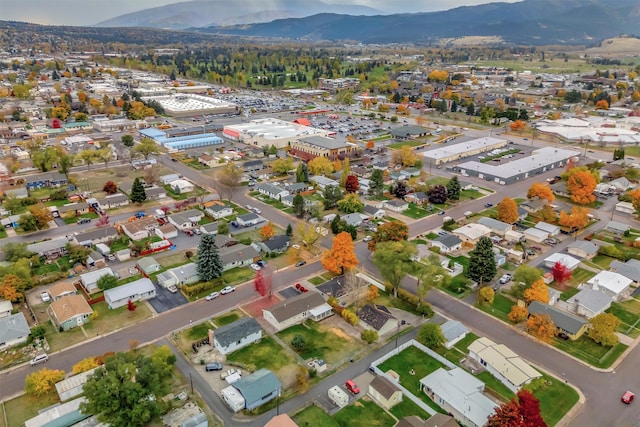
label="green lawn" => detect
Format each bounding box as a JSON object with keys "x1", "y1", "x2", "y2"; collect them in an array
[
  {"x1": 222, "y1": 267, "x2": 254, "y2": 285},
  {"x1": 3, "y1": 392, "x2": 60, "y2": 427},
  {"x1": 559, "y1": 287, "x2": 580, "y2": 302},
  {"x1": 389, "y1": 397, "x2": 431, "y2": 421},
  {"x1": 477, "y1": 292, "x2": 515, "y2": 323},
  {"x1": 333, "y1": 399, "x2": 396, "y2": 427},
  {"x1": 227, "y1": 336, "x2": 294, "y2": 372},
  {"x1": 378, "y1": 346, "x2": 445, "y2": 398},
  {"x1": 294, "y1": 405, "x2": 339, "y2": 427},
  {"x1": 591, "y1": 255, "x2": 614, "y2": 269},
  {"x1": 453, "y1": 332, "x2": 480, "y2": 353},
  {"x1": 533, "y1": 374, "x2": 580, "y2": 426},
  {"x1": 566, "y1": 267, "x2": 596, "y2": 287},
  {"x1": 554, "y1": 336, "x2": 627, "y2": 369},
  {"x1": 404, "y1": 203, "x2": 430, "y2": 219},
  {"x1": 309, "y1": 276, "x2": 326, "y2": 286},
  {"x1": 185, "y1": 322, "x2": 213, "y2": 340},
  {"x1": 214, "y1": 311, "x2": 242, "y2": 326},
  {"x1": 607, "y1": 300, "x2": 640, "y2": 338},
  {"x1": 388, "y1": 140, "x2": 425, "y2": 149},
  {"x1": 277, "y1": 321, "x2": 360, "y2": 363},
  {"x1": 477, "y1": 371, "x2": 514, "y2": 400},
  {"x1": 459, "y1": 189, "x2": 483, "y2": 201}
]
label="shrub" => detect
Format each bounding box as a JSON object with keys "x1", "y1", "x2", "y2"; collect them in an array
[
  {"x1": 342, "y1": 308, "x2": 359, "y2": 325},
  {"x1": 291, "y1": 334, "x2": 307, "y2": 352},
  {"x1": 361, "y1": 329, "x2": 379, "y2": 344},
  {"x1": 182, "y1": 279, "x2": 224, "y2": 296},
  {"x1": 50, "y1": 189, "x2": 68, "y2": 200}
]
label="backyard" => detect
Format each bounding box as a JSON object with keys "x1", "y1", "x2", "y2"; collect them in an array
[
  {"x1": 607, "y1": 299, "x2": 640, "y2": 338},
  {"x1": 277, "y1": 321, "x2": 360, "y2": 364},
  {"x1": 226, "y1": 335, "x2": 294, "y2": 373},
  {"x1": 293, "y1": 400, "x2": 397, "y2": 427}
]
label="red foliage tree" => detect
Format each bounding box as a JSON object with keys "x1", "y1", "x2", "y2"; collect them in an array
[
  {"x1": 517, "y1": 390, "x2": 547, "y2": 427},
  {"x1": 551, "y1": 261, "x2": 572, "y2": 288},
  {"x1": 345, "y1": 175, "x2": 359, "y2": 193},
  {"x1": 253, "y1": 267, "x2": 273, "y2": 297},
  {"x1": 487, "y1": 399, "x2": 522, "y2": 427},
  {"x1": 96, "y1": 213, "x2": 110, "y2": 227},
  {"x1": 103, "y1": 181, "x2": 118, "y2": 194},
  {"x1": 127, "y1": 299, "x2": 137, "y2": 312}
]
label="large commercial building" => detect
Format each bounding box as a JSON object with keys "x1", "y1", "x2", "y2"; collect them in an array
[
  {"x1": 422, "y1": 137, "x2": 507, "y2": 165},
  {"x1": 139, "y1": 127, "x2": 223, "y2": 150},
  {"x1": 290, "y1": 136, "x2": 360, "y2": 161},
  {"x1": 456, "y1": 147, "x2": 579, "y2": 185},
  {"x1": 223, "y1": 118, "x2": 331, "y2": 149},
  {"x1": 142, "y1": 94, "x2": 237, "y2": 117}
]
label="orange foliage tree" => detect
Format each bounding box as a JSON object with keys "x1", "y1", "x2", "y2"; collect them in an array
[
  {"x1": 509, "y1": 120, "x2": 527, "y2": 133},
  {"x1": 0, "y1": 274, "x2": 22, "y2": 302},
  {"x1": 558, "y1": 206, "x2": 590, "y2": 230},
  {"x1": 24, "y1": 368, "x2": 65, "y2": 397},
  {"x1": 72, "y1": 357, "x2": 100, "y2": 374},
  {"x1": 527, "y1": 313, "x2": 557, "y2": 343},
  {"x1": 523, "y1": 279, "x2": 549, "y2": 304},
  {"x1": 497, "y1": 197, "x2": 519, "y2": 224},
  {"x1": 567, "y1": 169, "x2": 597, "y2": 204},
  {"x1": 366, "y1": 285, "x2": 379, "y2": 303},
  {"x1": 260, "y1": 222, "x2": 275, "y2": 240},
  {"x1": 629, "y1": 188, "x2": 640, "y2": 214},
  {"x1": 527, "y1": 182, "x2": 555, "y2": 203},
  {"x1": 322, "y1": 231, "x2": 359, "y2": 275},
  {"x1": 595, "y1": 99, "x2": 609, "y2": 110},
  {"x1": 508, "y1": 305, "x2": 529, "y2": 323},
  {"x1": 366, "y1": 140, "x2": 375, "y2": 150}
]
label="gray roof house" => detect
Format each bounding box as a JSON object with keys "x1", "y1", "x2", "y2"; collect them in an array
[
  {"x1": 431, "y1": 234, "x2": 462, "y2": 254},
  {"x1": 104, "y1": 278, "x2": 156, "y2": 309},
  {"x1": 383, "y1": 199, "x2": 409, "y2": 213},
  {"x1": 566, "y1": 288, "x2": 614, "y2": 319},
  {"x1": 230, "y1": 368, "x2": 281, "y2": 411},
  {"x1": 440, "y1": 320, "x2": 469, "y2": 349},
  {"x1": 27, "y1": 237, "x2": 68, "y2": 259},
  {"x1": 263, "y1": 291, "x2": 332, "y2": 331},
  {"x1": 136, "y1": 256, "x2": 161, "y2": 275},
  {"x1": 528, "y1": 301, "x2": 589, "y2": 340},
  {"x1": 257, "y1": 183, "x2": 289, "y2": 200},
  {"x1": 236, "y1": 212, "x2": 263, "y2": 227},
  {"x1": 567, "y1": 240, "x2": 599, "y2": 259},
  {"x1": 420, "y1": 367, "x2": 497, "y2": 427},
  {"x1": 363, "y1": 205, "x2": 385, "y2": 220},
  {"x1": 219, "y1": 244, "x2": 259, "y2": 271},
  {"x1": 168, "y1": 209, "x2": 204, "y2": 231},
  {"x1": 213, "y1": 317, "x2": 262, "y2": 355},
  {"x1": 258, "y1": 235, "x2": 290, "y2": 254},
  {"x1": 205, "y1": 204, "x2": 234, "y2": 220},
  {"x1": 0, "y1": 313, "x2": 30, "y2": 349},
  {"x1": 477, "y1": 217, "x2": 513, "y2": 234},
  {"x1": 79, "y1": 267, "x2": 115, "y2": 294},
  {"x1": 341, "y1": 212, "x2": 366, "y2": 227},
  {"x1": 606, "y1": 220, "x2": 630, "y2": 234},
  {"x1": 0, "y1": 300, "x2": 12, "y2": 318},
  {"x1": 157, "y1": 263, "x2": 200, "y2": 288},
  {"x1": 610, "y1": 259, "x2": 640, "y2": 283},
  {"x1": 73, "y1": 226, "x2": 119, "y2": 245}
]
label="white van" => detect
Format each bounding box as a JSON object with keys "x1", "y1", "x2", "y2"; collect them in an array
[{"x1": 30, "y1": 354, "x2": 48, "y2": 366}]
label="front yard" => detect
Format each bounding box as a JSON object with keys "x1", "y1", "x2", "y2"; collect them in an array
[
  {"x1": 294, "y1": 399, "x2": 396, "y2": 427},
  {"x1": 227, "y1": 335, "x2": 294, "y2": 373},
  {"x1": 554, "y1": 335, "x2": 627, "y2": 369},
  {"x1": 277, "y1": 320, "x2": 360, "y2": 364}
]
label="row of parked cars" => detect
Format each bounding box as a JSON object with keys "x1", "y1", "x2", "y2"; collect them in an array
[{"x1": 205, "y1": 286, "x2": 236, "y2": 301}]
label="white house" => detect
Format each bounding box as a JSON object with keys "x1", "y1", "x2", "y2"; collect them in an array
[
  {"x1": 157, "y1": 263, "x2": 200, "y2": 288},
  {"x1": 213, "y1": 317, "x2": 262, "y2": 355},
  {"x1": 544, "y1": 253, "x2": 581, "y2": 270},
  {"x1": 431, "y1": 235, "x2": 462, "y2": 254},
  {"x1": 310, "y1": 175, "x2": 339, "y2": 190},
  {"x1": 453, "y1": 223, "x2": 492, "y2": 244},
  {"x1": 79, "y1": 267, "x2": 115, "y2": 294},
  {"x1": 587, "y1": 271, "x2": 633, "y2": 301},
  {"x1": 104, "y1": 278, "x2": 156, "y2": 309},
  {"x1": 368, "y1": 376, "x2": 403, "y2": 410},
  {"x1": 168, "y1": 209, "x2": 204, "y2": 231},
  {"x1": 171, "y1": 179, "x2": 195, "y2": 194},
  {"x1": 535, "y1": 221, "x2": 560, "y2": 237},
  {"x1": 467, "y1": 337, "x2": 541, "y2": 393},
  {"x1": 440, "y1": 320, "x2": 468, "y2": 349},
  {"x1": 615, "y1": 201, "x2": 636, "y2": 215},
  {"x1": 566, "y1": 288, "x2": 613, "y2": 319},
  {"x1": 567, "y1": 240, "x2": 599, "y2": 259},
  {"x1": 205, "y1": 204, "x2": 234, "y2": 220},
  {"x1": 523, "y1": 227, "x2": 548, "y2": 243},
  {"x1": 477, "y1": 217, "x2": 512, "y2": 235},
  {"x1": 363, "y1": 205, "x2": 385, "y2": 220},
  {"x1": 0, "y1": 299, "x2": 13, "y2": 318},
  {"x1": 256, "y1": 183, "x2": 289, "y2": 200},
  {"x1": 236, "y1": 212, "x2": 263, "y2": 227},
  {"x1": 383, "y1": 199, "x2": 409, "y2": 213},
  {"x1": 262, "y1": 291, "x2": 332, "y2": 331}
]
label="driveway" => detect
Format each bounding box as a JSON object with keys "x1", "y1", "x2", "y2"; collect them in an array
[{"x1": 147, "y1": 284, "x2": 189, "y2": 313}]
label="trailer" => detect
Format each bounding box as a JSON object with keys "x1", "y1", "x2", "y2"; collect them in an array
[{"x1": 328, "y1": 385, "x2": 349, "y2": 408}]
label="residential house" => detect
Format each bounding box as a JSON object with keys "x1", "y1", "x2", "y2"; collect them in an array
[
  {"x1": 155, "y1": 223, "x2": 178, "y2": 239},
  {"x1": 368, "y1": 376, "x2": 402, "y2": 410},
  {"x1": 98, "y1": 194, "x2": 129, "y2": 210},
  {"x1": 316, "y1": 275, "x2": 363, "y2": 306},
  {"x1": 310, "y1": 175, "x2": 339, "y2": 190},
  {"x1": 609, "y1": 177, "x2": 633, "y2": 192},
  {"x1": 73, "y1": 227, "x2": 119, "y2": 246},
  {"x1": 24, "y1": 397, "x2": 90, "y2": 427},
  {"x1": 566, "y1": 288, "x2": 613, "y2": 319},
  {"x1": 440, "y1": 320, "x2": 469, "y2": 349},
  {"x1": 171, "y1": 179, "x2": 195, "y2": 194},
  {"x1": 420, "y1": 367, "x2": 497, "y2": 427},
  {"x1": 567, "y1": 241, "x2": 599, "y2": 259},
  {"x1": 358, "y1": 304, "x2": 399, "y2": 336},
  {"x1": 48, "y1": 282, "x2": 78, "y2": 301},
  {"x1": 523, "y1": 227, "x2": 549, "y2": 243},
  {"x1": 453, "y1": 223, "x2": 492, "y2": 244},
  {"x1": 606, "y1": 221, "x2": 630, "y2": 234},
  {"x1": 535, "y1": 221, "x2": 560, "y2": 237},
  {"x1": 0, "y1": 313, "x2": 30, "y2": 349},
  {"x1": 285, "y1": 182, "x2": 307, "y2": 194},
  {"x1": 104, "y1": 278, "x2": 156, "y2": 309},
  {"x1": 257, "y1": 183, "x2": 289, "y2": 200},
  {"x1": 79, "y1": 267, "x2": 115, "y2": 294},
  {"x1": 243, "y1": 159, "x2": 264, "y2": 172},
  {"x1": 550, "y1": 181, "x2": 571, "y2": 198},
  {"x1": 383, "y1": 199, "x2": 409, "y2": 213},
  {"x1": 86, "y1": 251, "x2": 105, "y2": 268},
  {"x1": 205, "y1": 204, "x2": 234, "y2": 220},
  {"x1": 477, "y1": 217, "x2": 513, "y2": 235},
  {"x1": 262, "y1": 291, "x2": 332, "y2": 331},
  {"x1": 544, "y1": 253, "x2": 581, "y2": 271},
  {"x1": 517, "y1": 206, "x2": 528, "y2": 221},
  {"x1": 24, "y1": 171, "x2": 68, "y2": 190},
  {"x1": 28, "y1": 237, "x2": 68, "y2": 259},
  {"x1": 198, "y1": 154, "x2": 217, "y2": 168},
  {"x1": 121, "y1": 217, "x2": 158, "y2": 240},
  {"x1": 431, "y1": 234, "x2": 462, "y2": 254},
  {"x1": 4, "y1": 187, "x2": 28, "y2": 199},
  {"x1": 520, "y1": 199, "x2": 546, "y2": 214},
  {"x1": 363, "y1": 205, "x2": 385, "y2": 220},
  {"x1": 586, "y1": 271, "x2": 633, "y2": 301},
  {"x1": 222, "y1": 369, "x2": 281, "y2": 412},
  {"x1": 0, "y1": 214, "x2": 21, "y2": 229},
  {"x1": 396, "y1": 414, "x2": 457, "y2": 427},
  {"x1": 236, "y1": 212, "x2": 263, "y2": 227},
  {"x1": 610, "y1": 259, "x2": 640, "y2": 284},
  {"x1": 136, "y1": 256, "x2": 161, "y2": 275},
  {"x1": 213, "y1": 317, "x2": 262, "y2": 355},
  {"x1": 48, "y1": 295, "x2": 93, "y2": 331},
  {"x1": 161, "y1": 174, "x2": 181, "y2": 185},
  {"x1": 615, "y1": 201, "x2": 636, "y2": 214},
  {"x1": 168, "y1": 209, "x2": 204, "y2": 231},
  {"x1": 0, "y1": 300, "x2": 12, "y2": 318},
  {"x1": 527, "y1": 301, "x2": 589, "y2": 340},
  {"x1": 258, "y1": 235, "x2": 290, "y2": 254},
  {"x1": 200, "y1": 222, "x2": 219, "y2": 235},
  {"x1": 264, "y1": 414, "x2": 298, "y2": 427},
  {"x1": 220, "y1": 244, "x2": 260, "y2": 271},
  {"x1": 157, "y1": 263, "x2": 200, "y2": 288},
  {"x1": 215, "y1": 235, "x2": 239, "y2": 249},
  {"x1": 341, "y1": 212, "x2": 366, "y2": 227},
  {"x1": 494, "y1": 252, "x2": 506, "y2": 267},
  {"x1": 405, "y1": 192, "x2": 429, "y2": 205},
  {"x1": 468, "y1": 337, "x2": 541, "y2": 393},
  {"x1": 145, "y1": 186, "x2": 167, "y2": 200},
  {"x1": 55, "y1": 368, "x2": 99, "y2": 402},
  {"x1": 57, "y1": 202, "x2": 90, "y2": 218}
]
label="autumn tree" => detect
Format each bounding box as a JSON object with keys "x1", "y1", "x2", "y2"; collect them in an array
[
  {"x1": 322, "y1": 232, "x2": 359, "y2": 275},
  {"x1": 25, "y1": 368, "x2": 65, "y2": 397},
  {"x1": 551, "y1": 261, "x2": 572, "y2": 288},
  {"x1": 523, "y1": 279, "x2": 549, "y2": 304},
  {"x1": 391, "y1": 145, "x2": 418, "y2": 167},
  {"x1": 214, "y1": 162, "x2": 242, "y2": 201},
  {"x1": 0, "y1": 274, "x2": 22, "y2": 301},
  {"x1": 588, "y1": 312, "x2": 620, "y2": 346},
  {"x1": 345, "y1": 175, "x2": 359, "y2": 193},
  {"x1": 497, "y1": 197, "x2": 519, "y2": 224},
  {"x1": 630, "y1": 188, "x2": 640, "y2": 215},
  {"x1": 527, "y1": 313, "x2": 557, "y2": 343},
  {"x1": 308, "y1": 156, "x2": 333, "y2": 176},
  {"x1": 254, "y1": 267, "x2": 273, "y2": 297},
  {"x1": 487, "y1": 399, "x2": 522, "y2": 427},
  {"x1": 103, "y1": 181, "x2": 118, "y2": 194},
  {"x1": 595, "y1": 99, "x2": 609, "y2": 110},
  {"x1": 509, "y1": 305, "x2": 529, "y2": 323},
  {"x1": 527, "y1": 182, "x2": 555, "y2": 203},
  {"x1": 28, "y1": 204, "x2": 53, "y2": 229},
  {"x1": 72, "y1": 357, "x2": 99, "y2": 374},
  {"x1": 271, "y1": 157, "x2": 295, "y2": 175},
  {"x1": 366, "y1": 285, "x2": 379, "y2": 303},
  {"x1": 428, "y1": 185, "x2": 448, "y2": 204},
  {"x1": 295, "y1": 222, "x2": 323, "y2": 247},
  {"x1": 517, "y1": 389, "x2": 547, "y2": 427},
  {"x1": 260, "y1": 222, "x2": 275, "y2": 240},
  {"x1": 567, "y1": 169, "x2": 597, "y2": 204},
  {"x1": 367, "y1": 221, "x2": 409, "y2": 251},
  {"x1": 558, "y1": 206, "x2": 589, "y2": 230},
  {"x1": 478, "y1": 286, "x2": 495, "y2": 305},
  {"x1": 509, "y1": 119, "x2": 527, "y2": 133},
  {"x1": 337, "y1": 193, "x2": 364, "y2": 213}
]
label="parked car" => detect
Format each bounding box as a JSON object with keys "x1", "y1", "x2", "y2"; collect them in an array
[
  {"x1": 205, "y1": 292, "x2": 219, "y2": 301},
  {"x1": 231, "y1": 221, "x2": 239, "y2": 227},
  {"x1": 484, "y1": 203, "x2": 493, "y2": 208},
  {"x1": 253, "y1": 208, "x2": 262, "y2": 214},
  {"x1": 295, "y1": 260, "x2": 307, "y2": 267},
  {"x1": 245, "y1": 205, "x2": 254, "y2": 211},
  {"x1": 30, "y1": 354, "x2": 48, "y2": 366},
  {"x1": 184, "y1": 229, "x2": 195, "y2": 236},
  {"x1": 622, "y1": 391, "x2": 635, "y2": 404},
  {"x1": 363, "y1": 235, "x2": 373, "y2": 242},
  {"x1": 40, "y1": 292, "x2": 51, "y2": 303},
  {"x1": 438, "y1": 211, "x2": 446, "y2": 215},
  {"x1": 257, "y1": 260, "x2": 266, "y2": 267},
  {"x1": 291, "y1": 244, "x2": 300, "y2": 250},
  {"x1": 345, "y1": 380, "x2": 360, "y2": 394},
  {"x1": 221, "y1": 286, "x2": 236, "y2": 295},
  {"x1": 77, "y1": 218, "x2": 91, "y2": 225},
  {"x1": 250, "y1": 263, "x2": 261, "y2": 271},
  {"x1": 193, "y1": 228, "x2": 202, "y2": 235},
  {"x1": 499, "y1": 274, "x2": 512, "y2": 284},
  {"x1": 205, "y1": 362, "x2": 223, "y2": 371}
]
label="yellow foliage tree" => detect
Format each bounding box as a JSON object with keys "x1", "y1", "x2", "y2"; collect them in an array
[
  {"x1": 391, "y1": 145, "x2": 418, "y2": 167},
  {"x1": 0, "y1": 274, "x2": 22, "y2": 302},
  {"x1": 567, "y1": 169, "x2": 597, "y2": 204},
  {"x1": 478, "y1": 286, "x2": 495, "y2": 305},
  {"x1": 523, "y1": 279, "x2": 549, "y2": 304},
  {"x1": 427, "y1": 70, "x2": 448, "y2": 82},
  {"x1": 25, "y1": 368, "x2": 65, "y2": 397},
  {"x1": 509, "y1": 120, "x2": 527, "y2": 133},
  {"x1": 72, "y1": 357, "x2": 99, "y2": 374},
  {"x1": 527, "y1": 182, "x2": 555, "y2": 203},
  {"x1": 496, "y1": 197, "x2": 519, "y2": 224},
  {"x1": 508, "y1": 305, "x2": 529, "y2": 323},
  {"x1": 322, "y1": 232, "x2": 359, "y2": 275},
  {"x1": 527, "y1": 313, "x2": 557, "y2": 343},
  {"x1": 629, "y1": 188, "x2": 640, "y2": 214},
  {"x1": 558, "y1": 206, "x2": 590, "y2": 230},
  {"x1": 366, "y1": 285, "x2": 379, "y2": 303},
  {"x1": 308, "y1": 156, "x2": 333, "y2": 176}
]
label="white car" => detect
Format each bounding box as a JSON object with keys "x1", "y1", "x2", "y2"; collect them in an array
[
  {"x1": 205, "y1": 292, "x2": 219, "y2": 301},
  {"x1": 363, "y1": 235, "x2": 373, "y2": 242},
  {"x1": 245, "y1": 205, "x2": 254, "y2": 211},
  {"x1": 40, "y1": 292, "x2": 51, "y2": 303},
  {"x1": 499, "y1": 274, "x2": 512, "y2": 284},
  {"x1": 253, "y1": 208, "x2": 262, "y2": 214},
  {"x1": 250, "y1": 263, "x2": 261, "y2": 271},
  {"x1": 291, "y1": 244, "x2": 300, "y2": 250},
  {"x1": 221, "y1": 286, "x2": 236, "y2": 295}
]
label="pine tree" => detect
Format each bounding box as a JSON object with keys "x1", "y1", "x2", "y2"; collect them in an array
[
  {"x1": 446, "y1": 176, "x2": 461, "y2": 201},
  {"x1": 196, "y1": 234, "x2": 223, "y2": 281},
  {"x1": 468, "y1": 236, "x2": 497, "y2": 284},
  {"x1": 130, "y1": 177, "x2": 147, "y2": 203},
  {"x1": 369, "y1": 169, "x2": 384, "y2": 197},
  {"x1": 286, "y1": 223, "x2": 293, "y2": 237}
]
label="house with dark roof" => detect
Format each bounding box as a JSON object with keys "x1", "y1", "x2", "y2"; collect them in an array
[
  {"x1": 86, "y1": 251, "x2": 105, "y2": 268},
  {"x1": 430, "y1": 234, "x2": 462, "y2": 254},
  {"x1": 0, "y1": 313, "x2": 30, "y2": 349},
  {"x1": 168, "y1": 209, "x2": 204, "y2": 231},
  {"x1": 205, "y1": 204, "x2": 234, "y2": 220},
  {"x1": 215, "y1": 234, "x2": 238, "y2": 248},
  {"x1": 219, "y1": 244, "x2": 260, "y2": 271},
  {"x1": 24, "y1": 171, "x2": 68, "y2": 190},
  {"x1": 382, "y1": 199, "x2": 409, "y2": 213},
  {"x1": 262, "y1": 291, "x2": 332, "y2": 331},
  {"x1": 520, "y1": 199, "x2": 546, "y2": 213},
  {"x1": 390, "y1": 125, "x2": 429, "y2": 140},
  {"x1": 527, "y1": 301, "x2": 589, "y2": 340},
  {"x1": 243, "y1": 159, "x2": 264, "y2": 172},
  {"x1": 73, "y1": 226, "x2": 119, "y2": 246},
  {"x1": 316, "y1": 275, "x2": 366, "y2": 307},
  {"x1": 405, "y1": 191, "x2": 429, "y2": 205},
  {"x1": 145, "y1": 186, "x2": 167, "y2": 200},
  {"x1": 368, "y1": 376, "x2": 402, "y2": 409},
  {"x1": 57, "y1": 202, "x2": 90, "y2": 218},
  {"x1": 98, "y1": 193, "x2": 129, "y2": 209},
  {"x1": 28, "y1": 237, "x2": 68, "y2": 259},
  {"x1": 363, "y1": 205, "x2": 385, "y2": 220},
  {"x1": 236, "y1": 212, "x2": 263, "y2": 227},
  {"x1": 213, "y1": 317, "x2": 262, "y2": 355},
  {"x1": 358, "y1": 304, "x2": 398, "y2": 335},
  {"x1": 567, "y1": 240, "x2": 599, "y2": 259},
  {"x1": 258, "y1": 235, "x2": 290, "y2": 254}
]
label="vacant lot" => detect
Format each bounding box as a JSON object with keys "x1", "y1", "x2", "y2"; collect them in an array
[
  {"x1": 277, "y1": 321, "x2": 360, "y2": 364},
  {"x1": 227, "y1": 336, "x2": 294, "y2": 373}
]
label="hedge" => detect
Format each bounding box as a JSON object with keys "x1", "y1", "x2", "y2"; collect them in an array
[{"x1": 182, "y1": 279, "x2": 224, "y2": 296}]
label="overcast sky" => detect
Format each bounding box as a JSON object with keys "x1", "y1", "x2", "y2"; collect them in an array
[{"x1": 0, "y1": 0, "x2": 520, "y2": 26}]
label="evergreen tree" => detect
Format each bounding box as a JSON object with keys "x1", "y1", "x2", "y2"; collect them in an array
[
  {"x1": 295, "y1": 162, "x2": 308, "y2": 183},
  {"x1": 331, "y1": 214, "x2": 343, "y2": 234},
  {"x1": 196, "y1": 234, "x2": 223, "y2": 281},
  {"x1": 286, "y1": 223, "x2": 293, "y2": 237},
  {"x1": 446, "y1": 176, "x2": 461, "y2": 201},
  {"x1": 468, "y1": 236, "x2": 497, "y2": 284},
  {"x1": 369, "y1": 168, "x2": 384, "y2": 197},
  {"x1": 466, "y1": 102, "x2": 475, "y2": 116},
  {"x1": 130, "y1": 177, "x2": 147, "y2": 203},
  {"x1": 292, "y1": 194, "x2": 305, "y2": 217}
]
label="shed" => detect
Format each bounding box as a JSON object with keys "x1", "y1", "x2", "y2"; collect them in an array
[
  {"x1": 55, "y1": 368, "x2": 98, "y2": 401},
  {"x1": 440, "y1": 320, "x2": 469, "y2": 349},
  {"x1": 79, "y1": 267, "x2": 115, "y2": 294},
  {"x1": 369, "y1": 375, "x2": 402, "y2": 409},
  {"x1": 136, "y1": 256, "x2": 162, "y2": 275}
]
